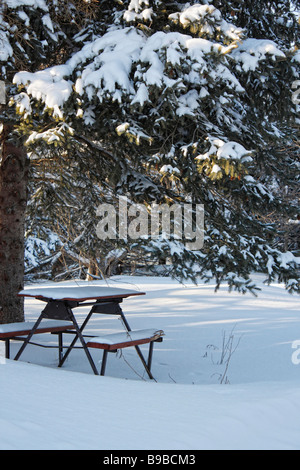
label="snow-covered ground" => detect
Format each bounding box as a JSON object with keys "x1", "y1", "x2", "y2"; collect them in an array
[{"x1": 1, "y1": 274, "x2": 300, "y2": 450}]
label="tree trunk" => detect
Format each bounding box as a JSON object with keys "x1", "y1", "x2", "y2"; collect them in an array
[{"x1": 0, "y1": 124, "x2": 29, "y2": 324}]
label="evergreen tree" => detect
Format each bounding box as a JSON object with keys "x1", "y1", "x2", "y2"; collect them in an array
[
  {"x1": 1, "y1": 0, "x2": 299, "y2": 324},
  {"x1": 0, "y1": 0, "x2": 102, "y2": 322}
]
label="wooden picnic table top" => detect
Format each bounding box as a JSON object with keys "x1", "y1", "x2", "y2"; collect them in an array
[{"x1": 18, "y1": 285, "x2": 145, "y2": 302}]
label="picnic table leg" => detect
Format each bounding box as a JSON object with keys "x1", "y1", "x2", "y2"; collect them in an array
[
  {"x1": 5, "y1": 338, "x2": 10, "y2": 359},
  {"x1": 119, "y1": 310, "x2": 154, "y2": 380},
  {"x1": 58, "y1": 332, "x2": 63, "y2": 364},
  {"x1": 147, "y1": 341, "x2": 154, "y2": 371},
  {"x1": 100, "y1": 350, "x2": 108, "y2": 376},
  {"x1": 58, "y1": 309, "x2": 94, "y2": 369},
  {"x1": 14, "y1": 315, "x2": 43, "y2": 361},
  {"x1": 58, "y1": 306, "x2": 99, "y2": 375}
]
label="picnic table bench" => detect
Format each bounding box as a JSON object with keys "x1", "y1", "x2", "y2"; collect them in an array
[
  {"x1": 86, "y1": 328, "x2": 164, "y2": 376},
  {"x1": 0, "y1": 319, "x2": 76, "y2": 360}
]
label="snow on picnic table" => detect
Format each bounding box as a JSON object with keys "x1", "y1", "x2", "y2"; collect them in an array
[{"x1": 0, "y1": 275, "x2": 300, "y2": 450}]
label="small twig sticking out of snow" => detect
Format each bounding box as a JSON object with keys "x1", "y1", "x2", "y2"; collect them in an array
[
  {"x1": 208, "y1": 325, "x2": 242, "y2": 384},
  {"x1": 219, "y1": 326, "x2": 242, "y2": 384}
]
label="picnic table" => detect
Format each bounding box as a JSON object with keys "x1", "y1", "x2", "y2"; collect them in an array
[{"x1": 13, "y1": 285, "x2": 164, "y2": 378}]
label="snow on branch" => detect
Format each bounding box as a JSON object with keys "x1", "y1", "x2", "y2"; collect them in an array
[
  {"x1": 169, "y1": 3, "x2": 244, "y2": 43},
  {"x1": 123, "y1": 0, "x2": 153, "y2": 23},
  {"x1": 13, "y1": 22, "x2": 246, "y2": 124},
  {"x1": 231, "y1": 38, "x2": 286, "y2": 72}
]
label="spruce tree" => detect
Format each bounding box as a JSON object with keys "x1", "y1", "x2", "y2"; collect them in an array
[
  {"x1": 2, "y1": 0, "x2": 299, "y2": 316},
  {"x1": 0, "y1": 0, "x2": 103, "y2": 321}
]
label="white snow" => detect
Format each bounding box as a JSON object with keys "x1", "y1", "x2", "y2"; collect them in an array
[
  {"x1": 18, "y1": 285, "x2": 145, "y2": 301},
  {"x1": 169, "y1": 3, "x2": 243, "y2": 42},
  {"x1": 124, "y1": 0, "x2": 153, "y2": 24},
  {"x1": 131, "y1": 82, "x2": 149, "y2": 106},
  {"x1": 42, "y1": 13, "x2": 54, "y2": 33},
  {"x1": 14, "y1": 71, "x2": 73, "y2": 119},
  {"x1": 279, "y1": 251, "x2": 300, "y2": 269},
  {"x1": 13, "y1": 26, "x2": 245, "y2": 118},
  {"x1": 88, "y1": 329, "x2": 164, "y2": 346},
  {"x1": 159, "y1": 164, "x2": 180, "y2": 175},
  {"x1": 196, "y1": 137, "x2": 253, "y2": 162},
  {"x1": 1, "y1": 274, "x2": 300, "y2": 450},
  {"x1": 116, "y1": 122, "x2": 130, "y2": 135},
  {"x1": 232, "y1": 38, "x2": 286, "y2": 72},
  {"x1": 5, "y1": 0, "x2": 48, "y2": 9},
  {"x1": 0, "y1": 319, "x2": 73, "y2": 334},
  {"x1": 211, "y1": 163, "x2": 221, "y2": 174}
]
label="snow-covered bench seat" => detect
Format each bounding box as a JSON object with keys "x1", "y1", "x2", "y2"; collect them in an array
[
  {"x1": 0, "y1": 320, "x2": 76, "y2": 360},
  {"x1": 87, "y1": 329, "x2": 164, "y2": 376}
]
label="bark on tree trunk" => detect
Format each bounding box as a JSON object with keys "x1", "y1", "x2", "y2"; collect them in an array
[{"x1": 0, "y1": 124, "x2": 29, "y2": 324}]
